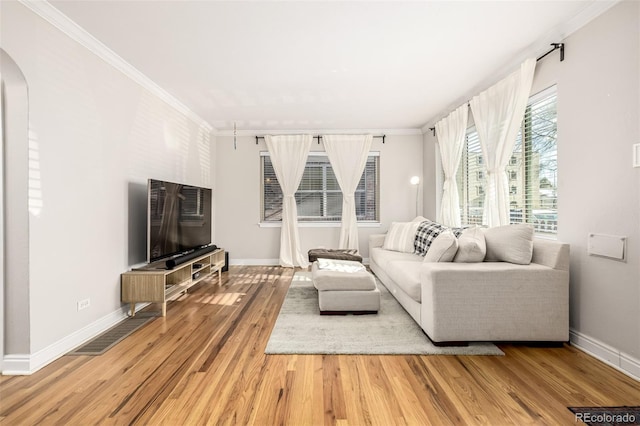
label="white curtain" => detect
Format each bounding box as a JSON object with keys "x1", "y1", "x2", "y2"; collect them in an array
[
  {"x1": 470, "y1": 58, "x2": 536, "y2": 227},
  {"x1": 265, "y1": 134, "x2": 312, "y2": 268},
  {"x1": 435, "y1": 104, "x2": 469, "y2": 227},
  {"x1": 323, "y1": 134, "x2": 373, "y2": 251}
]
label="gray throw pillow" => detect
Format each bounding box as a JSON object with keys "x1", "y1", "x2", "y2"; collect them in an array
[
  {"x1": 423, "y1": 230, "x2": 459, "y2": 262},
  {"x1": 483, "y1": 224, "x2": 534, "y2": 264},
  {"x1": 453, "y1": 226, "x2": 486, "y2": 263}
]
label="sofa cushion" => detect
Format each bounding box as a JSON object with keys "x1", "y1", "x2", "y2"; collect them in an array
[
  {"x1": 424, "y1": 230, "x2": 458, "y2": 262},
  {"x1": 383, "y1": 221, "x2": 420, "y2": 253},
  {"x1": 414, "y1": 220, "x2": 448, "y2": 256},
  {"x1": 483, "y1": 224, "x2": 534, "y2": 265},
  {"x1": 454, "y1": 226, "x2": 486, "y2": 263},
  {"x1": 385, "y1": 261, "x2": 423, "y2": 302},
  {"x1": 370, "y1": 247, "x2": 422, "y2": 270}
]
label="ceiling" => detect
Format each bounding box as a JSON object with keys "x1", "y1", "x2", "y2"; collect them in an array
[{"x1": 49, "y1": 0, "x2": 617, "y2": 133}]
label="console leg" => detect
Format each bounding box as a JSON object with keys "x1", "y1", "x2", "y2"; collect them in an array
[
  {"x1": 161, "y1": 302, "x2": 166, "y2": 317},
  {"x1": 130, "y1": 303, "x2": 135, "y2": 317}
]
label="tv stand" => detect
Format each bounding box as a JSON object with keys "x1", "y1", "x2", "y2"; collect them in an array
[{"x1": 121, "y1": 247, "x2": 225, "y2": 317}]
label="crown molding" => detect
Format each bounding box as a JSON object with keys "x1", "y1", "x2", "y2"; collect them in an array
[
  {"x1": 18, "y1": 0, "x2": 214, "y2": 132},
  {"x1": 216, "y1": 128, "x2": 422, "y2": 137},
  {"x1": 420, "y1": 0, "x2": 622, "y2": 132}
]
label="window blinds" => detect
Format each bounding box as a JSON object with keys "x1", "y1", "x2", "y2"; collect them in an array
[{"x1": 262, "y1": 152, "x2": 379, "y2": 222}]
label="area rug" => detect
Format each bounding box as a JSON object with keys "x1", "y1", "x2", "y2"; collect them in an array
[
  {"x1": 567, "y1": 406, "x2": 640, "y2": 426},
  {"x1": 265, "y1": 272, "x2": 504, "y2": 355}
]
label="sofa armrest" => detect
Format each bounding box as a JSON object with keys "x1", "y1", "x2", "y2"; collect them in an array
[
  {"x1": 369, "y1": 234, "x2": 386, "y2": 250},
  {"x1": 419, "y1": 262, "x2": 569, "y2": 342}
]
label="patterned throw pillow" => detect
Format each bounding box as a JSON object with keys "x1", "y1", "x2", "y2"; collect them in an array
[{"x1": 414, "y1": 220, "x2": 447, "y2": 256}]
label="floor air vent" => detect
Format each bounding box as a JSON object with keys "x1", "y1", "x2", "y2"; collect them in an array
[{"x1": 68, "y1": 313, "x2": 157, "y2": 356}]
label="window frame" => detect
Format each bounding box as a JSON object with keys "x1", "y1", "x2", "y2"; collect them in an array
[{"x1": 259, "y1": 151, "x2": 381, "y2": 227}]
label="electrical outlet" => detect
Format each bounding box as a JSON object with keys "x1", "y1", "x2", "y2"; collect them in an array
[{"x1": 77, "y1": 298, "x2": 90, "y2": 311}]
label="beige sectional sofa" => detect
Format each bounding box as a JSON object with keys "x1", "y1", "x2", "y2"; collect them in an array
[{"x1": 368, "y1": 228, "x2": 570, "y2": 344}]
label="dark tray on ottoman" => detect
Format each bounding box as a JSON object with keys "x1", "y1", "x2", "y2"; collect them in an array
[{"x1": 308, "y1": 248, "x2": 363, "y2": 263}]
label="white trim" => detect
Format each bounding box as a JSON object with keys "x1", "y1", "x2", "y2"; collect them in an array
[
  {"x1": 230, "y1": 259, "x2": 280, "y2": 266},
  {"x1": 258, "y1": 221, "x2": 380, "y2": 228},
  {"x1": 0, "y1": 68, "x2": 5, "y2": 373},
  {"x1": 1, "y1": 355, "x2": 30, "y2": 376},
  {"x1": 260, "y1": 150, "x2": 380, "y2": 157},
  {"x1": 18, "y1": 0, "x2": 213, "y2": 132},
  {"x1": 569, "y1": 329, "x2": 640, "y2": 382},
  {"x1": 231, "y1": 258, "x2": 371, "y2": 266},
  {"x1": 2, "y1": 303, "x2": 149, "y2": 375},
  {"x1": 420, "y1": 2, "x2": 621, "y2": 132},
  {"x1": 220, "y1": 128, "x2": 422, "y2": 137},
  {"x1": 558, "y1": 0, "x2": 622, "y2": 40}
]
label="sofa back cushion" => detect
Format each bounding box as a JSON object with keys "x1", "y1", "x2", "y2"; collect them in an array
[
  {"x1": 453, "y1": 226, "x2": 486, "y2": 263},
  {"x1": 383, "y1": 221, "x2": 420, "y2": 253},
  {"x1": 423, "y1": 230, "x2": 459, "y2": 262},
  {"x1": 483, "y1": 224, "x2": 534, "y2": 265}
]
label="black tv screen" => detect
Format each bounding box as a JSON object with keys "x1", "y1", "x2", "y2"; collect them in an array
[{"x1": 147, "y1": 179, "x2": 212, "y2": 263}]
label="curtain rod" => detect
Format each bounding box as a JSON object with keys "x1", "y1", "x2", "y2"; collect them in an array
[
  {"x1": 537, "y1": 43, "x2": 564, "y2": 62},
  {"x1": 428, "y1": 43, "x2": 565, "y2": 137},
  {"x1": 255, "y1": 135, "x2": 386, "y2": 144}
]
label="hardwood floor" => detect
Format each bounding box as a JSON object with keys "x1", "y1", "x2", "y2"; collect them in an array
[{"x1": 1, "y1": 265, "x2": 639, "y2": 425}]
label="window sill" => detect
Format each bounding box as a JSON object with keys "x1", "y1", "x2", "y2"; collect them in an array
[{"x1": 258, "y1": 222, "x2": 381, "y2": 228}]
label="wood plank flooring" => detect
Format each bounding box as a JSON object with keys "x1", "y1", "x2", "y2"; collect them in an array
[{"x1": 1, "y1": 265, "x2": 639, "y2": 425}]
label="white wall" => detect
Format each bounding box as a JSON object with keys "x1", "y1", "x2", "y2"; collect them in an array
[
  {"x1": 215, "y1": 133, "x2": 423, "y2": 262},
  {"x1": 553, "y1": 1, "x2": 640, "y2": 367},
  {"x1": 1, "y1": 2, "x2": 213, "y2": 368}
]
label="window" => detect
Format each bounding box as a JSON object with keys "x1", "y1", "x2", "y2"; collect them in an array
[
  {"x1": 261, "y1": 152, "x2": 379, "y2": 223},
  {"x1": 456, "y1": 86, "x2": 557, "y2": 234}
]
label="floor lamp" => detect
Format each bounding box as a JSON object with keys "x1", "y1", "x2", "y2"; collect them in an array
[{"x1": 410, "y1": 176, "x2": 420, "y2": 217}]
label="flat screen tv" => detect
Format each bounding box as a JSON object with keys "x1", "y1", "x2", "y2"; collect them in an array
[{"x1": 147, "y1": 179, "x2": 212, "y2": 263}]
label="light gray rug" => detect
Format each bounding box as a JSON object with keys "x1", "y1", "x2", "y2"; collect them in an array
[{"x1": 265, "y1": 272, "x2": 504, "y2": 356}]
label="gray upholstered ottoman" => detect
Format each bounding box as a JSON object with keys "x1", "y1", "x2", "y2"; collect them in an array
[{"x1": 311, "y1": 260, "x2": 380, "y2": 314}]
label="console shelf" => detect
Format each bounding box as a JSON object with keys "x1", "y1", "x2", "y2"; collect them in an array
[{"x1": 121, "y1": 248, "x2": 225, "y2": 317}]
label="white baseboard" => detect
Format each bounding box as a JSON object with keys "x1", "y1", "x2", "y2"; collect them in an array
[
  {"x1": 230, "y1": 258, "x2": 371, "y2": 266},
  {"x1": 2, "y1": 303, "x2": 148, "y2": 376},
  {"x1": 570, "y1": 329, "x2": 640, "y2": 381},
  {"x1": 230, "y1": 259, "x2": 280, "y2": 266}
]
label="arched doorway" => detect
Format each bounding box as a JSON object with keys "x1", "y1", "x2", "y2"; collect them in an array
[{"x1": 1, "y1": 49, "x2": 30, "y2": 374}]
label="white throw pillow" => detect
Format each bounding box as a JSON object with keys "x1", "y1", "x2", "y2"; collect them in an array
[
  {"x1": 411, "y1": 216, "x2": 430, "y2": 223},
  {"x1": 453, "y1": 226, "x2": 486, "y2": 263},
  {"x1": 423, "y1": 230, "x2": 458, "y2": 262},
  {"x1": 383, "y1": 221, "x2": 420, "y2": 253},
  {"x1": 483, "y1": 224, "x2": 534, "y2": 265}
]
